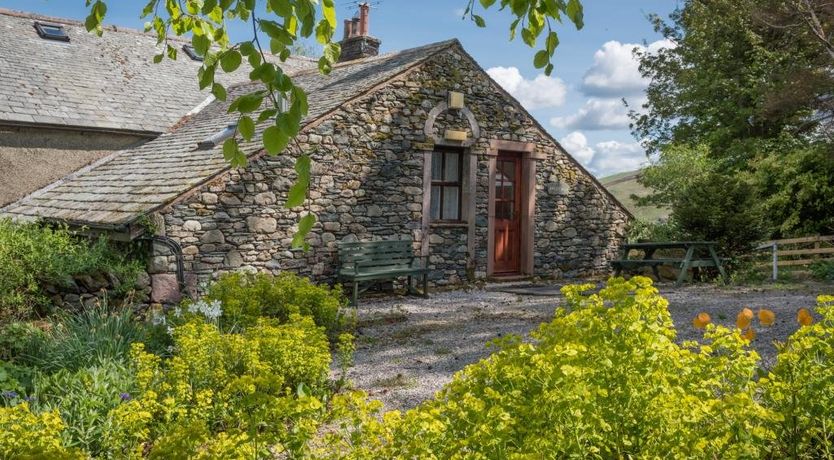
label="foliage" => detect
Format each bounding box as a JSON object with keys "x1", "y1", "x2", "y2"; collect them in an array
[
  {"x1": 312, "y1": 277, "x2": 782, "y2": 458},
  {"x1": 104, "y1": 315, "x2": 332, "y2": 458},
  {"x1": 625, "y1": 218, "x2": 678, "y2": 243},
  {"x1": 633, "y1": 0, "x2": 834, "y2": 239},
  {"x1": 32, "y1": 359, "x2": 136, "y2": 456},
  {"x1": 0, "y1": 403, "x2": 84, "y2": 459},
  {"x1": 762, "y1": 295, "x2": 834, "y2": 458},
  {"x1": 637, "y1": 144, "x2": 767, "y2": 256},
  {"x1": 810, "y1": 259, "x2": 834, "y2": 281},
  {"x1": 0, "y1": 321, "x2": 46, "y2": 361},
  {"x1": 0, "y1": 218, "x2": 142, "y2": 324},
  {"x1": 21, "y1": 303, "x2": 147, "y2": 374},
  {"x1": 202, "y1": 271, "x2": 353, "y2": 339}
]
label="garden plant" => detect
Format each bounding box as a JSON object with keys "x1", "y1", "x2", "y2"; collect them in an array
[{"x1": 1, "y1": 275, "x2": 833, "y2": 458}]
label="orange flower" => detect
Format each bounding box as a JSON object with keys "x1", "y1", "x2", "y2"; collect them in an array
[
  {"x1": 758, "y1": 309, "x2": 776, "y2": 327},
  {"x1": 693, "y1": 312, "x2": 711, "y2": 329},
  {"x1": 797, "y1": 308, "x2": 814, "y2": 327},
  {"x1": 736, "y1": 308, "x2": 753, "y2": 329},
  {"x1": 741, "y1": 327, "x2": 756, "y2": 341}
]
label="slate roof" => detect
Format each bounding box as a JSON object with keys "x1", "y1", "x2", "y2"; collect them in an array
[
  {"x1": 0, "y1": 8, "x2": 315, "y2": 134},
  {"x1": 1, "y1": 40, "x2": 458, "y2": 228}
]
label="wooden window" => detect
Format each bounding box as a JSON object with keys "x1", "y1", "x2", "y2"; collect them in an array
[{"x1": 430, "y1": 147, "x2": 463, "y2": 221}]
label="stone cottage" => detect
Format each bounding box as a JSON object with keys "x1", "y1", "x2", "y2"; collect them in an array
[
  {"x1": 0, "y1": 8, "x2": 313, "y2": 207},
  {"x1": 1, "y1": 7, "x2": 631, "y2": 303}
]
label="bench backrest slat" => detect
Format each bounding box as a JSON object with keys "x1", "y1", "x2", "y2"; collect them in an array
[{"x1": 338, "y1": 239, "x2": 417, "y2": 270}]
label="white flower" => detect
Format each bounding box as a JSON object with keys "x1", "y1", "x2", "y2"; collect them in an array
[
  {"x1": 151, "y1": 312, "x2": 167, "y2": 326},
  {"x1": 173, "y1": 307, "x2": 182, "y2": 318}
]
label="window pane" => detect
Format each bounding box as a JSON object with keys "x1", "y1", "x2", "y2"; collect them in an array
[
  {"x1": 430, "y1": 185, "x2": 441, "y2": 220},
  {"x1": 431, "y1": 152, "x2": 443, "y2": 181},
  {"x1": 499, "y1": 160, "x2": 515, "y2": 185},
  {"x1": 444, "y1": 152, "x2": 460, "y2": 182},
  {"x1": 442, "y1": 186, "x2": 460, "y2": 220}
]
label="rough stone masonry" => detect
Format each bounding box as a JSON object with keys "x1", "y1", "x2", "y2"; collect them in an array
[{"x1": 148, "y1": 45, "x2": 629, "y2": 301}]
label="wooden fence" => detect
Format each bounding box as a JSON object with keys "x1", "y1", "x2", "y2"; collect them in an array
[{"x1": 754, "y1": 235, "x2": 834, "y2": 280}]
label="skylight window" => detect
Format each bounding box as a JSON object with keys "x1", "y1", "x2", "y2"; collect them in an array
[
  {"x1": 34, "y1": 22, "x2": 69, "y2": 42},
  {"x1": 197, "y1": 123, "x2": 237, "y2": 149},
  {"x1": 182, "y1": 44, "x2": 204, "y2": 61}
]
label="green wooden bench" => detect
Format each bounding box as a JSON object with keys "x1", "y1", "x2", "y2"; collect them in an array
[{"x1": 337, "y1": 239, "x2": 429, "y2": 305}]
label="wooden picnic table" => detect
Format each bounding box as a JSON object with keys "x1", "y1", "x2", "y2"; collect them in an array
[{"x1": 612, "y1": 241, "x2": 728, "y2": 285}]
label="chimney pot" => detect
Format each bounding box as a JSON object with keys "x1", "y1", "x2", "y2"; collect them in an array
[
  {"x1": 358, "y1": 2, "x2": 370, "y2": 36},
  {"x1": 343, "y1": 19, "x2": 352, "y2": 40}
]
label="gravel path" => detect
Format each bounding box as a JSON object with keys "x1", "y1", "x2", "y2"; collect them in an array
[{"x1": 348, "y1": 281, "x2": 832, "y2": 412}]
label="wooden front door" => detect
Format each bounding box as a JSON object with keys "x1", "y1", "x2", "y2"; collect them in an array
[{"x1": 493, "y1": 152, "x2": 522, "y2": 274}]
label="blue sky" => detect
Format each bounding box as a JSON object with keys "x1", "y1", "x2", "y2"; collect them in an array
[{"x1": 5, "y1": 0, "x2": 680, "y2": 177}]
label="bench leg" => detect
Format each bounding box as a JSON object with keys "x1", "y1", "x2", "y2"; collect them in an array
[
  {"x1": 351, "y1": 281, "x2": 359, "y2": 306},
  {"x1": 422, "y1": 273, "x2": 428, "y2": 298},
  {"x1": 676, "y1": 247, "x2": 695, "y2": 286},
  {"x1": 651, "y1": 264, "x2": 660, "y2": 281}
]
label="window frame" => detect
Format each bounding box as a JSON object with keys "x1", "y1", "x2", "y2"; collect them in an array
[
  {"x1": 34, "y1": 22, "x2": 70, "y2": 42},
  {"x1": 430, "y1": 147, "x2": 464, "y2": 222}
]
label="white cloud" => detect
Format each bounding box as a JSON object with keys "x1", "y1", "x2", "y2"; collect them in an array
[
  {"x1": 453, "y1": 7, "x2": 466, "y2": 17},
  {"x1": 550, "y1": 98, "x2": 634, "y2": 131},
  {"x1": 558, "y1": 131, "x2": 648, "y2": 177},
  {"x1": 486, "y1": 66, "x2": 567, "y2": 110},
  {"x1": 591, "y1": 140, "x2": 647, "y2": 177},
  {"x1": 559, "y1": 131, "x2": 595, "y2": 164},
  {"x1": 581, "y1": 39, "x2": 675, "y2": 97}
]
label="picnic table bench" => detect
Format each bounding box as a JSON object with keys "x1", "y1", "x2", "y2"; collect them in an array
[
  {"x1": 612, "y1": 241, "x2": 728, "y2": 286},
  {"x1": 337, "y1": 239, "x2": 429, "y2": 305}
]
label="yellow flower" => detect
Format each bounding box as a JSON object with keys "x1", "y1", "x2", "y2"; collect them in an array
[
  {"x1": 692, "y1": 312, "x2": 711, "y2": 329},
  {"x1": 758, "y1": 309, "x2": 776, "y2": 327}
]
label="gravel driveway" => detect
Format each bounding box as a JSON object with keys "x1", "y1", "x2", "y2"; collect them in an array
[{"x1": 347, "y1": 281, "x2": 832, "y2": 412}]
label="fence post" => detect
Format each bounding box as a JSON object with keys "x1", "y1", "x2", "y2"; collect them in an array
[{"x1": 772, "y1": 242, "x2": 778, "y2": 281}]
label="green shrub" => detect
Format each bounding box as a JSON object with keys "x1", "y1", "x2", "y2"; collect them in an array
[
  {"x1": 810, "y1": 260, "x2": 834, "y2": 281},
  {"x1": 0, "y1": 321, "x2": 46, "y2": 361},
  {"x1": 22, "y1": 303, "x2": 146, "y2": 373},
  {"x1": 0, "y1": 403, "x2": 84, "y2": 459},
  {"x1": 103, "y1": 314, "x2": 332, "y2": 458},
  {"x1": 33, "y1": 358, "x2": 135, "y2": 456},
  {"x1": 202, "y1": 271, "x2": 353, "y2": 338},
  {"x1": 0, "y1": 218, "x2": 143, "y2": 323},
  {"x1": 762, "y1": 295, "x2": 834, "y2": 458}
]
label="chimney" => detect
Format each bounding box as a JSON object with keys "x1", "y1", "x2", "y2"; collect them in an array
[{"x1": 338, "y1": 2, "x2": 381, "y2": 62}]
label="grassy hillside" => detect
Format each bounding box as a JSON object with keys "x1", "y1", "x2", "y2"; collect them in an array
[{"x1": 599, "y1": 170, "x2": 669, "y2": 222}]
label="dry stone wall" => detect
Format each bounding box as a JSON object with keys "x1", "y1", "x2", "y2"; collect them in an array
[{"x1": 153, "y1": 46, "x2": 628, "y2": 294}]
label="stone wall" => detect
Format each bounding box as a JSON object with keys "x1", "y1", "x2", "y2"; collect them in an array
[
  {"x1": 153, "y1": 45, "x2": 628, "y2": 294},
  {"x1": 44, "y1": 269, "x2": 151, "y2": 311}
]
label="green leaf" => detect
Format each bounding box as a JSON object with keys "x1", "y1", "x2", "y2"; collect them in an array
[
  {"x1": 521, "y1": 28, "x2": 535, "y2": 47},
  {"x1": 239, "y1": 41, "x2": 255, "y2": 56},
  {"x1": 220, "y1": 50, "x2": 242, "y2": 73},
  {"x1": 533, "y1": 50, "x2": 549, "y2": 68},
  {"x1": 257, "y1": 108, "x2": 278, "y2": 123},
  {"x1": 222, "y1": 138, "x2": 246, "y2": 167},
  {"x1": 211, "y1": 82, "x2": 227, "y2": 101},
  {"x1": 263, "y1": 125, "x2": 289, "y2": 155},
  {"x1": 192, "y1": 33, "x2": 210, "y2": 56},
  {"x1": 546, "y1": 31, "x2": 560, "y2": 54},
  {"x1": 566, "y1": 0, "x2": 584, "y2": 29},
  {"x1": 479, "y1": 0, "x2": 497, "y2": 8},
  {"x1": 473, "y1": 15, "x2": 486, "y2": 28},
  {"x1": 198, "y1": 64, "x2": 216, "y2": 90},
  {"x1": 268, "y1": 0, "x2": 292, "y2": 17},
  {"x1": 231, "y1": 93, "x2": 264, "y2": 113},
  {"x1": 292, "y1": 213, "x2": 317, "y2": 249},
  {"x1": 286, "y1": 155, "x2": 311, "y2": 208},
  {"x1": 238, "y1": 115, "x2": 255, "y2": 141},
  {"x1": 322, "y1": 0, "x2": 337, "y2": 28},
  {"x1": 153, "y1": 53, "x2": 164, "y2": 64}
]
